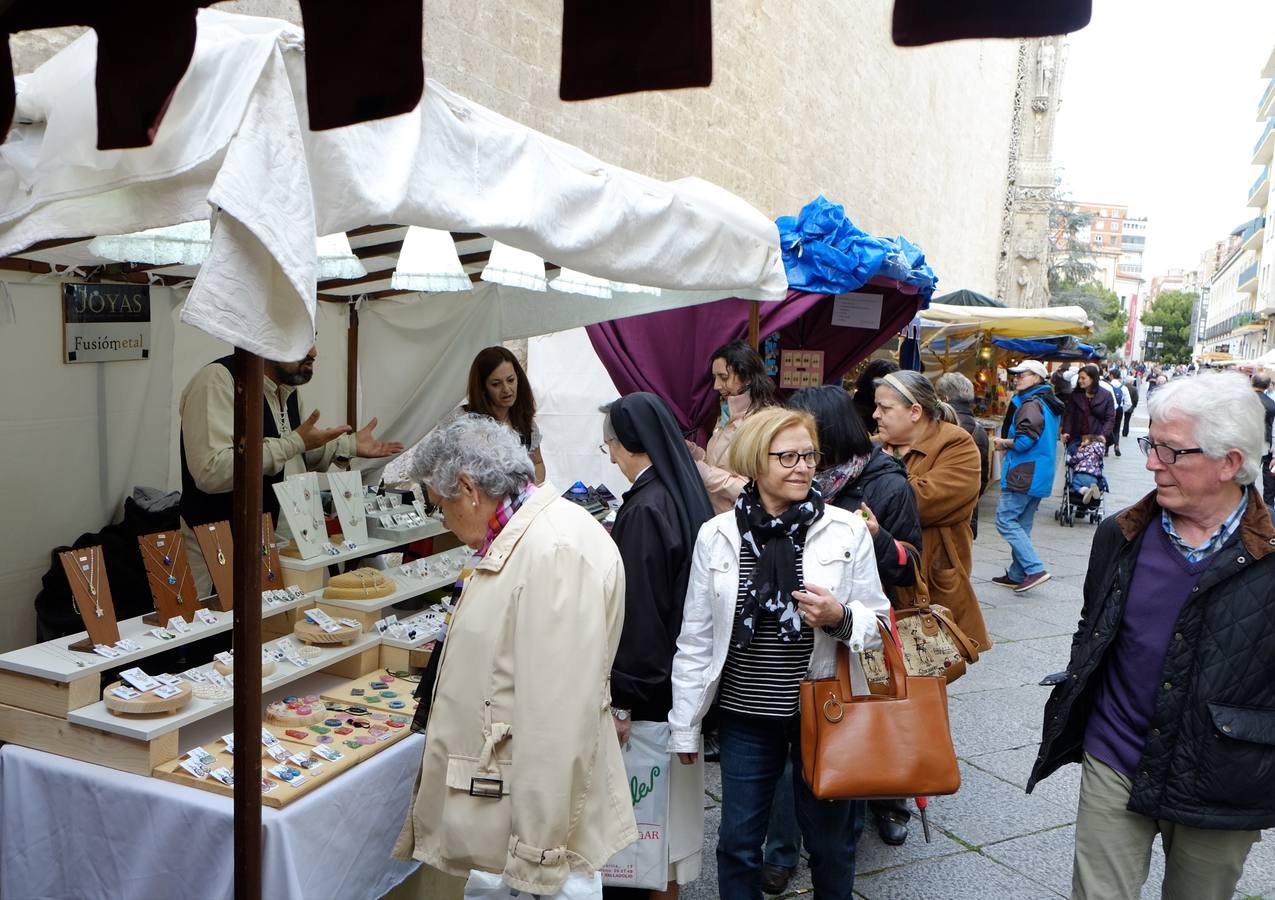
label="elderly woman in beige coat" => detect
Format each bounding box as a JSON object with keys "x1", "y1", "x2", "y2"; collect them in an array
[{"x1": 393, "y1": 414, "x2": 636, "y2": 896}]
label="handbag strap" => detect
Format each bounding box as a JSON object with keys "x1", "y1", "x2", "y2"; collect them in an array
[
  {"x1": 896, "y1": 541, "x2": 931, "y2": 610},
  {"x1": 837, "y1": 618, "x2": 907, "y2": 701}
]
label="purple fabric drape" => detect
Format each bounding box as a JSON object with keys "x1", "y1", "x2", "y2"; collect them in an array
[{"x1": 587, "y1": 281, "x2": 923, "y2": 439}]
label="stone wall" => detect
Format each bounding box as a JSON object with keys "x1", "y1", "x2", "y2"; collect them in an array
[{"x1": 9, "y1": 0, "x2": 1019, "y2": 291}]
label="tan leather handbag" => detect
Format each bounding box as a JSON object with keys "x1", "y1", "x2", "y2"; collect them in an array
[
  {"x1": 860, "y1": 543, "x2": 980, "y2": 685},
  {"x1": 799, "y1": 621, "x2": 961, "y2": 801}
]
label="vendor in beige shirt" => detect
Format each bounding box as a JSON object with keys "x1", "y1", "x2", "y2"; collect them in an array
[
  {"x1": 687, "y1": 340, "x2": 780, "y2": 513},
  {"x1": 178, "y1": 345, "x2": 402, "y2": 597}
]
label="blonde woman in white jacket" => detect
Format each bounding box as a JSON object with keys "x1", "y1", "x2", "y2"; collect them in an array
[{"x1": 667, "y1": 407, "x2": 889, "y2": 900}]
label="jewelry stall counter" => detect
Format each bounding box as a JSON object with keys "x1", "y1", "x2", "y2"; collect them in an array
[{"x1": 66, "y1": 631, "x2": 381, "y2": 743}]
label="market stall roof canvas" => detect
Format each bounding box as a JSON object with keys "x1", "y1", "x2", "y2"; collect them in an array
[
  {"x1": 0, "y1": 9, "x2": 788, "y2": 360},
  {"x1": 919, "y1": 303, "x2": 1092, "y2": 342},
  {"x1": 589, "y1": 197, "x2": 938, "y2": 434},
  {"x1": 932, "y1": 288, "x2": 1005, "y2": 308}
]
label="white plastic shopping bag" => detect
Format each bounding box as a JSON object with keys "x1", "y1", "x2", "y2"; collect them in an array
[
  {"x1": 463, "y1": 869, "x2": 602, "y2": 900},
  {"x1": 600, "y1": 721, "x2": 671, "y2": 890}
]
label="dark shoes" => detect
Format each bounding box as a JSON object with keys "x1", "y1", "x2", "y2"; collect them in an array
[
  {"x1": 876, "y1": 813, "x2": 909, "y2": 846},
  {"x1": 761, "y1": 863, "x2": 794, "y2": 895},
  {"x1": 1015, "y1": 571, "x2": 1051, "y2": 593},
  {"x1": 1114, "y1": 447, "x2": 1122, "y2": 457},
  {"x1": 991, "y1": 574, "x2": 1021, "y2": 588}
]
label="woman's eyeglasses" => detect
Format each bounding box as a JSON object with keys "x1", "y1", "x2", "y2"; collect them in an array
[
  {"x1": 1137, "y1": 436, "x2": 1205, "y2": 466},
  {"x1": 768, "y1": 450, "x2": 821, "y2": 469}
]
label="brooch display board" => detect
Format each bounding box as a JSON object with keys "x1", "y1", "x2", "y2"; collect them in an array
[
  {"x1": 272, "y1": 475, "x2": 326, "y2": 560},
  {"x1": 58, "y1": 547, "x2": 121, "y2": 650},
  {"x1": 138, "y1": 531, "x2": 197, "y2": 625},
  {"x1": 779, "y1": 349, "x2": 826, "y2": 389},
  {"x1": 152, "y1": 728, "x2": 410, "y2": 808},
  {"x1": 259, "y1": 513, "x2": 284, "y2": 593},
  {"x1": 103, "y1": 680, "x2": 193, "y2": 716},
  {"x1": 327, "y1": 471, "x2": 369, "y2": 546},
  {"x1": 320, "y1": 672, "x2": 419, "y2": 716},
  {"x1": 194, "y1": 521, "x2": 235, "y2": 610}
]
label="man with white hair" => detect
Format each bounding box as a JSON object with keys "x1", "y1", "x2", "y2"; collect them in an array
[{"x1": 1029, "y1": 373, "x2": 1275, "y2": 899}]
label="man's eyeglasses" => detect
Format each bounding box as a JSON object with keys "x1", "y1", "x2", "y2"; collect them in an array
[
  {"x1": 768, "y1": 450, "x2": 822, "y2": 469},
  {"x1": 1137, "y1": 436, "x2": 1205, "y2": 466}
]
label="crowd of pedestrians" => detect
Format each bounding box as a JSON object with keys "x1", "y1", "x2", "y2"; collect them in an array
[{"x1": 390, "y1": 346, "x2": 1275, "y2": 900}]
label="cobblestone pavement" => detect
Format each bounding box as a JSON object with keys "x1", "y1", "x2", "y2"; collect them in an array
[{"x1": 683, "y1": 410, "x2": 1275, "y2": 900}]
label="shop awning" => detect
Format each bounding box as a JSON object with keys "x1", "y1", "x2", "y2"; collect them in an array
[
  {"x1": 0, "y1": 10, "x2": 787, "y2": 362},
  {"x1": 919, "y1": 303, "x2": 1092, "y2": 343}
]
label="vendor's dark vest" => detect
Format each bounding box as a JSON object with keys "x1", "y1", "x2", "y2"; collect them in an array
[{"x1": 179, "y1": 356, "x2": 301, "y2": 528}]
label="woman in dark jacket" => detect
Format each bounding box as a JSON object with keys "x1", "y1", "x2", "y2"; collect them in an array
[
  {"x1": 1060, "y1": 364, "x2": 1115, "y2": 452},
  {"x1": 788, "y1": 384, "x2": 922, "y2": 848},
  {"x1": 602, "y1": 392, "x2": 714, "y2": 900}
]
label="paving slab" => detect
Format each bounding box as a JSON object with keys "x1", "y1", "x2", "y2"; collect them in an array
[{"x1": 854, "y1": 843, "x2": 1063, "y2": 899}]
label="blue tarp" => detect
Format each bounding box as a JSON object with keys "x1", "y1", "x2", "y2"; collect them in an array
[
  {"x1": 776, "y1": 196, "x2": 937, "y2": 300},
  {"x1": 992, "y1": 337, "x2": 1099, "y2": 359}
]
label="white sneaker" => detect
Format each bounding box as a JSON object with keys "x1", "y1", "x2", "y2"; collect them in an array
[{"x1": 1083, "y1": 484, "x2": 1100, "y2": 504}]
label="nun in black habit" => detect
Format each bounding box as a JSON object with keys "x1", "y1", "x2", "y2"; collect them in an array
[{"x1": 602, "y1": 392, "x2": 714, "y2": 898}]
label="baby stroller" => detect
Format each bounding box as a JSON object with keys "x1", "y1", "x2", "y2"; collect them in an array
[{"x1": 1055, "y1": 461, "x2": 1107, "y2": 527}]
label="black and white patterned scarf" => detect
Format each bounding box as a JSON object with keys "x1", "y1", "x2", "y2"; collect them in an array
[{"x1": 732, "y1": 481, "x2": 825, "y2": 649}]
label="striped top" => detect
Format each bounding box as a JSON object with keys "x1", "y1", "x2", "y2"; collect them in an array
[{"x1": 717, "y1": 542, "x2": 854, "y2": 718}]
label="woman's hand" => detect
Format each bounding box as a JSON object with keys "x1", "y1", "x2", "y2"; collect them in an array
[
  {"x1": 793, "y1": 582, "x2": 846, "y2": 629},
  {"x1": 685, "y1": 439, "x2": 706, "y2": 462},
  {"x1": 677, "y1": 752, "x2": 699, "y2": 765},
  {"x1": 859, "y1": 503, "x2": 879, "y2": 537},
  {"x1": 612, "y1": 714, "x2": 631, "y2": 745}
]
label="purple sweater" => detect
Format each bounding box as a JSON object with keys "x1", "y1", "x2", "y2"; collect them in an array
[{"x1": 1083, "y1": 525, "x2": 1213, "y2": 778}]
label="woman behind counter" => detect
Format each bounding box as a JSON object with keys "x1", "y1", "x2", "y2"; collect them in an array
[
  {"x1": 873, "y1": 370, "x2": 990, "y2": 653},
  {"x1": 601, "y1": 393, "x2": 714, "y2": 900},
  {"x1": 669, "y1": 407, "x2": 889, "y2": 900},
  {"x1": 393, "y1": 414, "x2": 634, "y2": 896},
  {"x1": 464, "y1": 346, "x2": 546, "y2": 483},
  {"x1": 687, "y1": 340, "x2": 780, "y2": 513}
]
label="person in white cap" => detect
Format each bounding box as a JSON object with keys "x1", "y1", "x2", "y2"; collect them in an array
[{"x1": 992, "y1": 360, "x2": 1064, "y2": 592}]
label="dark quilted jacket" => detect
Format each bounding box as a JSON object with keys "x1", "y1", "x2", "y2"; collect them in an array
[{"x1": 1028, "y1": 485, "x2": 1275, "y2": 830}]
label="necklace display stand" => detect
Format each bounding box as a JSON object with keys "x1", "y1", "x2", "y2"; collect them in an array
[
  {"x1": 194, "y1": 521, "x2": 235, "y2": 612},
  {"x1": 272, "y1": 474, "x2": 326, "y2": 560},
  {"x1": 327, "y1": 471, "x2": 368, "y2": 546},
  {"x1": 58, "y1": 547, "x2": 121, "y2": 651},
  {"x1": 138, "y1": 531, "x2": 197, "y2": 625}
]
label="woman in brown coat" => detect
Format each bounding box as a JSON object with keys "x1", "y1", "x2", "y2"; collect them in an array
[{"x1": 873, "y1": 370, "x2": 990, "y2": 652}]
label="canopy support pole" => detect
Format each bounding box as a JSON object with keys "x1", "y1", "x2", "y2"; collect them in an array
[
  {"x1": 347, "y1": 301, "x2": 360, "y2": 428},
  {"x1": 748, "y1": 301, "x2": 759, "y2": 350},
  {"x1": 231, "y1": 348, "x2": 264, "y2": 900}
]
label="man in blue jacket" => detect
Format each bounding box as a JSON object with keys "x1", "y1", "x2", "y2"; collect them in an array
[{"x1": 992, "y1": 360, "x2": 1064, "y2": 592}]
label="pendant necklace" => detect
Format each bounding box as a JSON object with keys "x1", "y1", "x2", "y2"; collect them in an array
[
  {"x1": 284, "y1": 482, "x2": 321, "y2": 540},
  {"x1": 262, "y1": 518, "x2": 277, "y2": 582},
  {"x1": 341, "y1": 488, "x2": 360, "y2": 528},
  {"x1": 70, "y1": 549, "x2": 105, "y2": 618},
  {"x1": 208, "y1": 525, "x2": 227, "y2": 566},
  {"x1": 141, "y1": 533, "x2": 182, "y2": 586},
  {"x1": 146, "y1": 562, "x2": 191, "y2": 606}
]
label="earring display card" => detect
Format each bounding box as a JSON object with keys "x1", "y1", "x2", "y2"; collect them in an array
[
  {"x1": 327, "y1": 471, "x2": 368, "y2": 546},
  {"x1": 260, "y1": 513, "x2": 285, "y2": 593},
  {"x1": 139, "y1": 530, "x2": 198, "y2": 624},
  {"x1": 195, "y1": 521, "x2": 235, "y2": 611},
  {"x1": 58, "y1": 547, "x2": 122, "y2": 650},
  {"x1": 273, "y1": 475, "x2": 325, "y2": 560}
]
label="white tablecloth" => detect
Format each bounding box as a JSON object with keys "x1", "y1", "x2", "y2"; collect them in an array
[{"x1": 0, "y1": 734, "x2": 424, "y2": 900}]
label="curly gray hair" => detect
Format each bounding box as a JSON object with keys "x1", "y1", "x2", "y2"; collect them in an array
[{"x1": 410, "y1": 413, "x2": 535, "y2": 500}]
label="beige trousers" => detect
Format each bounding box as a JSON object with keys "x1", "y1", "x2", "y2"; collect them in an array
[{"x1": 1071, "y1": 753, "x2": 1259, "y2": 900}]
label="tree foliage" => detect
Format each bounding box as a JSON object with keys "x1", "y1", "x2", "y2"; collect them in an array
[
  {"x1": 1048, "y1": 198, "x2": 1097, "y2": 290},
  {"x1": 1050, "y1": 279, "x2": 1128, "y2": 355},
  {"x1": 1140, "y1": 291, "x2": 1196, "y2": 365}
]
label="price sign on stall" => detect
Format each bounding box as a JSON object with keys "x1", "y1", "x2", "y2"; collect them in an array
[{"x1": 62, "y1": 283, "x2": 151, "y2": 363}]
